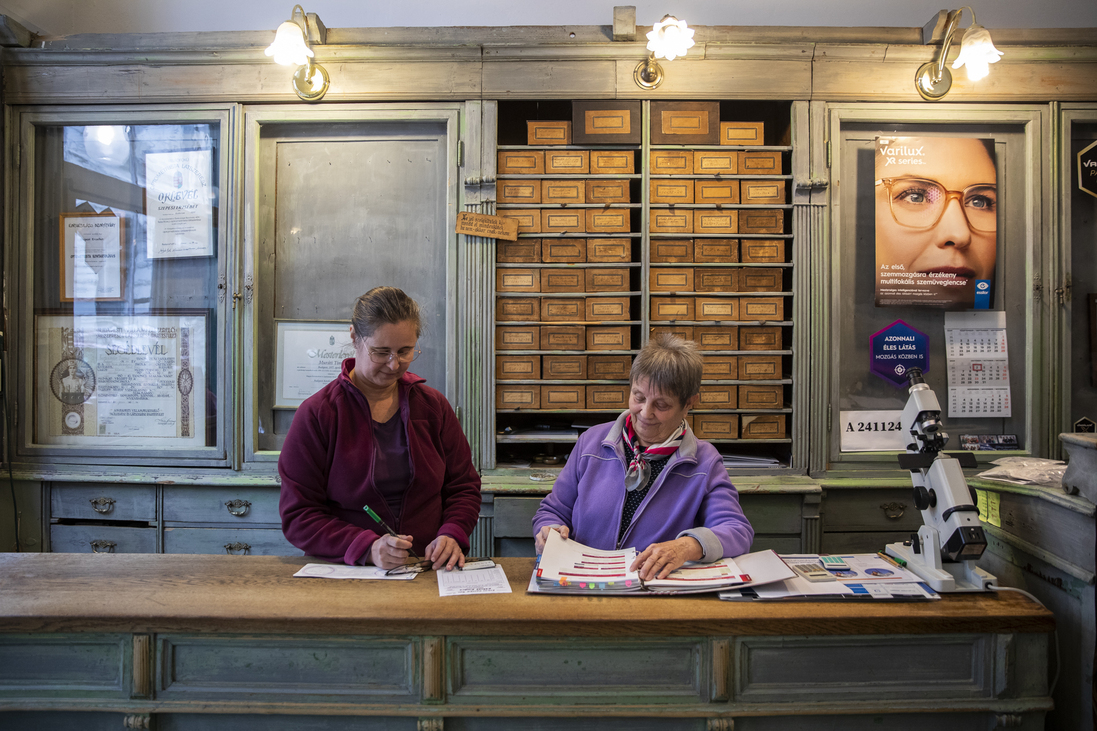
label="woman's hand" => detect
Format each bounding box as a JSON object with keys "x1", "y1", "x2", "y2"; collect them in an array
[
  {"x1": 534, "y1": 524, "x2": 570, "y2": 554},
  {"x1": 426, "y1": 535, "x2": 465, "y2": 571},
  {"x1": 369, "y1": 533, "x2": 414, "y2": 569},
  {"x1": 630, "y1": 536, "x2": 703, "y2": 581}
]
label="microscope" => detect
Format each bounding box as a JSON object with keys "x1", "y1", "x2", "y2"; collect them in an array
[{"x1": 884, "y1": 368, "x2": 995, "y2": 592}]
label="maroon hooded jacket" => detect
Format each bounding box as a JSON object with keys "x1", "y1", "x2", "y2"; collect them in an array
[{"x1": 278, "y1": 358, "x2": 481, "y2": 564}]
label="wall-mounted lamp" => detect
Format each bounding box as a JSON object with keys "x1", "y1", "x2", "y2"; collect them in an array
[
  {"x1": 265, "y1": 5, "x2": 330, "y2": 102},
  {"x1": 915, "y1": 6, "x2": 1003, "y2": 101},
  {"x1": 634, "y1": 15, "x2": 695, "y2": 90}
]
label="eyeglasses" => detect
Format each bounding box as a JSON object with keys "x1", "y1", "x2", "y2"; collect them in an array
[
  {"x1": 367, "y1": 345, "x2": 421, "y2": 365},
  {"x1": 385, "y1": 559, "x2": 433, "y2": 576},
  {"x1": 876, "y1": 177, "x2": 997, "y2": 233}
]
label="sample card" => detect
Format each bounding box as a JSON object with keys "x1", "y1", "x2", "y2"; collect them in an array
[{"x1": 944, "y1": 311, "x2": 1011, "y2": 417}]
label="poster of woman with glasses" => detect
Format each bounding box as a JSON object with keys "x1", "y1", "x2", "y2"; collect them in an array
[{"x1": 874, "y1": 136, "x2": 997, "y2": 309}]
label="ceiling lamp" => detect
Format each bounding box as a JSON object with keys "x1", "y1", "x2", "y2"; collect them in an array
[{"x1": 634, "y1": 15, "x2": 695, "y2": 90}]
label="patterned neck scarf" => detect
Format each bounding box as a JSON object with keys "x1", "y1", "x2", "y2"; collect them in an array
[{"x1": 623, "y1": 414, "x2": 687, "y2": 492}]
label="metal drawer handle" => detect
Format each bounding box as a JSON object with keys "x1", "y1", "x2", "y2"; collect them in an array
[
  {"x1": 225, "y1": 499, "x2": 251, "y2": 517},
  {"x1": 880, "y1": 502, "x2": 906, "y2": 520},
  {"x1": 91, "y1": 539, "x2": 117, "y2": 553},
  {"x1": 90, "y1": 497, "x2": 116, "y2": 514},
  {"x1": 224, "y1": 542, "x2": 251, "y2": 555}
]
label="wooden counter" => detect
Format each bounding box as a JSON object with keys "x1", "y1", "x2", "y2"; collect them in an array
[{"x1": 0, "y1": 553, "x2": 1055, "y2": 730}]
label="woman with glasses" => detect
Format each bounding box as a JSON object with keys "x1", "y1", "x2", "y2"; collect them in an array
[
  {"x1": 279, "y1": 286, "x2": 481, "y2": 571},
  {"x1": 532, "y1": 335, "x2": 753, "y2": 581},
  {"x1": 875, "y1": 136, "x2": 997, "y2": 308}
]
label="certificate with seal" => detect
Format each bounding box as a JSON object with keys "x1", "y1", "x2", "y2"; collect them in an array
[
  {"x1": 35, "y1": 313, "x2": 207, "y2": 447},
  {"x1": 145, "y1": 149, "x2": 214, "y2": 259},
  {"x1": 275, "y1": 321, "x2": 355, "y2": 408},
  {"x1": 59, "y1": 212, "x2": 125, "y2": 301}
]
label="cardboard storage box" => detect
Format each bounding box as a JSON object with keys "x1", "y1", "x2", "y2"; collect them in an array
[
  {"x1": 739, "y1": 384, "x2": 784, "y2": 409},
  {"x1": 585, "y1": 208, "x2": 631, "y2": 233},
  {"x1": 695, "y1": 297, "x2": 740, "y2": 321},
  {"x1": 651, "y1": 297, "x2": 694, "y2": 321},
  {"x1": 739, "y1": 355, "x2": 782, "y2": 380},
  {"x1": 496, "y1": 385, "x2": 540, "y2": 410},
  {"x1": 651, "y1": 239, "x2": 694, "y2": 262},
  {"x1": 650, "y1": 150, "x2": 693, "y2": 175},
  {"x1": 586, "y1": 179, "x2": 630, "y2": 204},
  {"x1": 572, "y1": 101, "x2": 642, "y2": 145},
  {"x1": 739, "y1": 150, "x2": 782, "y2": 175},
  {"x1": 738, "y1": 209, "x2": 783, "y2": 234},
  {"x1": 698, "y1": 384, "x2": 737, "y2": 409},
  {"x1": 498, "y1": 150, "x2": 544, "y2": 174},
  {"x1": 741, "y1": 179, "x2": 787, "y2": 205},
  {"x1": 542, "y1": 179, "x2": 585, "y2": 205},
  {"x1": 496, "y1": 297, "x2": 539, "y2": 322},
  {"x1": 541, "y1": 269, "x2": 585, "y2": 293},
  {"x1": 590, "y1": 149, "x2": 635, "y2": 175},
  {"x1": 741, "y1": 239, "x2": 785, "y2": 263},
  {"x1": 650, "y1": 209, "x2": 693, "y2": 234},
  {"x1": 586, "y1": 296, "x2": 630, "y2": 321},
  {"x1": 693, "y1": 414, "x2": 738, "y2": 440},
  {"x1": 588, "y1": 355, "x2": 632, "y2": 380},
  {"x1": 695, "y1": 180, "x2": 739, "y2": 205},
  {"x1": 587, "y1": 384, "x2": 629, "y2": 410},
  {"x1": 696, "y1": 326, "x2": 739, "y2": 351},
  {"x1": 541, "y1": 325, "x2": 585, "y2": 350},
  {"x1": 545, "y1": 149, "x2": 589, "y2": 174},
  {"x1": 720, "y1": 121, "x2": 764, "y2": 146},
  {"x1": 738, "y1": 268, "x2": 783, "y2": 292},
  {"x1": 496, "y1": 239, "x2": 541, "y2": 263},
  {"x1": 543, "y1": 355, "x2": 587, "y2": 380},
  {"x1": 542, "y1": 238, "x2": 587, "y2": 262},
  {"x1": 694, "y1": 150, "x2": 738, "y2": 175},
  {"x1": 540, "y1": 297, "x2": 584, "y2": 322},
  {"x1": 496, "y1": 325, "x2": 540, "y2": 350},
  {"x1": 740, "y1": 414, "x2": 787, "y2": 439},
  {"x1": 496, "y1": 268, "x2": 540, "y2": 293},
  {"x1": 650, "y1": 179, "x2": 694, "y2": 205},
  {"x1": 527, "y1": 120, "x2": 571, "y2": 146},
  {"x1": 651, "y1": 101, "x2": 720, "y2": 145},
  {"x1": 497, "y1": 179, "x2": 541, "y2": 204},
  {"x1": 739, "y1": 296, "x2": 785, "y2": 321},
  {"x1": 695, "y1": 210, "x2": 738, "y2": 235},
  {"x1": 585, "y1": 268, "x2": 630, "y2": 293},
  {"x1": 499, "y1": 209, "x2": 540, "y2": 233},
  {"x1": 739, "y1": 326, "x2": 783, "y2": 350},
  {"x1": 702, "y1": 355, "x2": 739, "y2": 381},
  {"x1": 695, "y1": 268, "x2": 738, "y2": 293},
  {"x1": 650, "y1": 267, "x2": 694, "y2": 293},
  {"x1": 586, "y1": 326, "x2": 630, "y2": 351},
  {"x1": 588, "y1": 238, "x2": 631, "y2": 262},
  {"x1": 541, "y1": 385, "x2": 585, "y2": 410},
  {"x1": 541, "y1": 209, "x2": 585, "y2": 233},
  {"x1": 496, "y1": 355, "x2": 540, "y2": 380},
  {"x1": 695, "y1": 239, "x2": 739, "y2": 263},
  {"x1": 650, "y1": 325, "x2": 694, "y2": 342}
]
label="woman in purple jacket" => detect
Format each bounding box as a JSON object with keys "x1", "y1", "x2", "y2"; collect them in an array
[
  {"x1": 533, "y1": 334, "x2": 754, "y2": 581},
  {"x1": 279, "y1": 287, "x2": 481, "y2": 570}
]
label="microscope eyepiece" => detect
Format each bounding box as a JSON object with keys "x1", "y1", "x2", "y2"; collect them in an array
[{"x1": 906, "y1": 368, "x2": 925, "y2": 387}]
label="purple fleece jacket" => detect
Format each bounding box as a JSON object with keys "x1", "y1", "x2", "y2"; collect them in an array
[
  {"x1": 532, "y1": 412, "x2": 753, "y2": 560},
  {"x1": 278, "y1": 358, "x2": 481, "y2": 565}
]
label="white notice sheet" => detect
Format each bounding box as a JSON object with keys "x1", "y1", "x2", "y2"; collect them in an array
[{"x1": 436, "y1": 565, "x2": 513, "y2": 596}]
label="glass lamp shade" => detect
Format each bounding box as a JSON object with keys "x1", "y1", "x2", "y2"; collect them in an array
[
  {"x1": 646, "y1": 16, "x2": 695, "y2": 62},
  {"x1": 265, "y1": 20, "x2": 314, "y2": 67},
  {"x1": 951, "y1": 24, "x2": 1003, "y2": 81}
]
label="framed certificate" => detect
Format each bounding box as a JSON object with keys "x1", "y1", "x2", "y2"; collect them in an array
[
  {"x1": 275, "y1": 321, "x2": 355, "y2": 409},
  {"x1": 58, "y1": 212, "x2": 125, "y2": 302},
  {"x1": 145, "y1": 149, "x2": 215, "y2": 259}
]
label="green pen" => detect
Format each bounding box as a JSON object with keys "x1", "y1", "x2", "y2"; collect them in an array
[{"x1": 364, "y1": 504, "x2": 423, "y2": 564}]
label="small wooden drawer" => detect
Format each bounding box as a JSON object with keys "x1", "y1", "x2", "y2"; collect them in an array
[
  {"x1": 651, "y1": 297, "x2": 694, "y2": 321},
  {"x1": 162, "y1": 527, "x2": 302, "y2": 556},
  {"x1": 499, "y1": 209, "x2": 540, "y2": 233},
  {"x1": 541, "y1": 269, "x2": 585, "y2": 293},
  {"x1": 695, "y1": 239, "x2": 739, "y2": 263},
  {"x1": 588, "y1": 355, "x2": 632, "y2": 380},
  {"x1": 541, "y1": 325, "x2": 586, "y2": 350},
  {"x1": 651, "y1": 101, "x2": 720, "y2": 144},
  {"x1": 738, "y1": 268, "x2": 783, "y2": 292},
  {"x1": 590, "y1": 149, "x2": 635, "y2": 175},
  {"x1": 693, "y1": 150, "x2": 738, "y2": 175},
  {"x1": 541, "y1": 209, "x2": 585, "y2": 233},
  {"x1": 586, "y1": 296, "x2": 630, "y2": 321},
  {"x1": 586, "y1": 179, "x2": 630, "y2": 204},
  {"x1": 542, "y1": 179, "x2": 585, "y2": 205},
  {"x1": 741, "y1": 239, "x2": 785, "y2": 263},
  {"x1": 587, "y1": 384, "x2": 628, "y2": 410},
  {"x1": 498, "y1": 150, "x2": 544, "y2": 174},
  {"x1": 497, "y1": 239, "x2": 541, "y2": 263},
  {"x1": 650, "y1": 150, "x2": 693, "y2": 175},
  {"x1": 650, "y1": 267, "x2": 694, "y2": 292},
  {"x1": 545, "y1": 149, "x2": 589, "y2": 174},
  {"x1": 496, "y1": 325, "x2": 540, "y2": 350},
  {"x1": 497, "y1": 179, "x2": 541, "y2": 204},
  {"x1": 740, "y1": 296, "x2": 785, "y2": 321},
  {"x1": 543, "y1": 355, "x2": 587, "y2": 379},
  {"x1": 651, "y1": 239, "x2": 694, "y2": 262},
  {"x1": 721, "y1": 121, "x2": 765, "y2": 146},
  {"x1": 739, "y1": 354, "x2": 783, "y2": 380},
  {"x1": 650, "y1": 179, "x2": 694, "y2": 204},
  {"x1": 540, "y1": 297, "x2": 584, "y2": 321},
  {"x1": 698, "y1": 384, "x2": 737, "y2": 409},
  {"x1": 585, "y1": 268, "x2": 630, "y2": 292},
  {"x1": 740, "y1": 326, "x2": 783, "y2": 350},
  {"x1": 695, "y1": 180, "x2": 739, "y2": 205},
  {"x1": 588, "y1": 238, "x2": 631, "y2": 262},
  {"x1": 702, "y1": 355, "x2": 739, "y2": 381},
  {"x1": 585, "y1": 208, "x2": 631, "y2": 233},
  {"x1": 695, "y1": 210, "x2": 738, "y2": 235},
  {"x1": 496, "y1": 355, "x2": 540, "y2": 380},
  {"x1": 51, "y1": 524, "x2": 156, "y2": 553},
  {"x1": 693, "y1": 414, "x2": 738, "y2": 440},
  {"x1": 695, "y1": 268, "x2": 738, "y2": 293},
  {"x1": 651, "y1": 325, "x2": 694, "y2": 342},
  {"x1": 587, "y1": 326, "x2": 631, "y2": 351},
  {"x1": 542, "y1": 238, "x2": 587, "y2": 262},
  {"x1": 739, "y1": 151, "x2": 783, "y2": 175},
  {"x1": 741, "y1": 414, "x2": 787, "y2": 439},
  {"x1": 497, "y1": 384, "x2": 540, "y2": 409},
  {"x1": 496, "y1": 297, "x2": 539, "y2": 322},
  {"x1": 541, "y1": 384, "x2": 585, "y2": 409},
  {"x1": 51, "y1": 483, "x2": 156, "y2": 522},
  {"x1": 696, "y1": 297, "x2": 740, "y2": 321},
  {"x1": 572, "y1": 101, "x2": 641, "y2": 144},
  {"x1": 496, "y1": 268, "x2": 540, "y2": 292},
  {"x1": 739, "y1": 384, "x2": 784, "y2": 409},
  {"x1": 650, "y1": 209, "x2": 693, "y2": 234},
  {"x1": 527, "y1": 120, "x2": 571, "y2": 146},
  {"x1": 695, "y1": 326, "x2": 739, "y2": 350},
  {"x1": 738, "y1": 209, "x2": 783, "y2": 234},
  {"x1": 741, "y1": 180, "x2": 787, "y2": 205}
]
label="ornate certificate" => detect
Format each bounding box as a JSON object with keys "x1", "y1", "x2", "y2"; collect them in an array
[
  {"x1": 59, "y1": 212, "x2": 124, "y2": 301},
  {"x1": 36, "y1": 314, "x2": 207, "y2": 447},
  {"x1": 275, "y1": 321, "x2": 355, "y2": 408},
  {"x1": 145, "y1": 149, "x2": 214, "y2": 259}
]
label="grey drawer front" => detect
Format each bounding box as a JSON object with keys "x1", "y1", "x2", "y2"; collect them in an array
[
  {"x1": 822, "y1": 488, "x2": 921, "y2": 532},
  {"x1": 0, "y1": 635, "x2": 130, "y2": 699},
  {"x1": 493, "y1": 496, "x2": 543, "y2": 538},
  {"x1": 163, "y1": 527, "x2": 303, "y2": 556},
  {"x1": 51, "y1": 483, "x2": 156, "y2": 522},
  {"x1": 158, "y1": 715, "x2": 418, "y2": 731},
  {"x1": 163, "y1": 486, "x2": 280, "y2": 525},
  {"x1": 739, "y1": 493, "x2": 802, "y2": 534},
  {"x1": 50, "y1": 524, "x2": 156, "y2": 553}
]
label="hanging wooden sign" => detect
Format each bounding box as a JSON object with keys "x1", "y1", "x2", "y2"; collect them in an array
[{"x1": 456, "y1": 211, "x2": 519, "y2": 241}]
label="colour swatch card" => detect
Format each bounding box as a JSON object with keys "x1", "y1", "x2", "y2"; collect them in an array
[{"x1": 944, "y1": 311, "x2": 1012, "y2": 418}]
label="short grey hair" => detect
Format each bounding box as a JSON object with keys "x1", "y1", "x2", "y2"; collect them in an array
[
  {"x1": 351, "y1": 286, "x2": 422, "y2": 340},
  {"x1": 629, "y1": 333, "x2": 702, "y2": 407}
]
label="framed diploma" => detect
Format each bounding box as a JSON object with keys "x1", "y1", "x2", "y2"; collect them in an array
[
  {"x1": 58, "y1": 212, "x2": 125, "y2": 302},
  {"x1": 35, "y1": 313, "x2": 208, "y2": 448},
  {"x1": 144, "y1": 149, "x2": 215, "y2": 259},
  {"x1": 275, "y1": 321, "x2": 355, "y2": 409}
]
